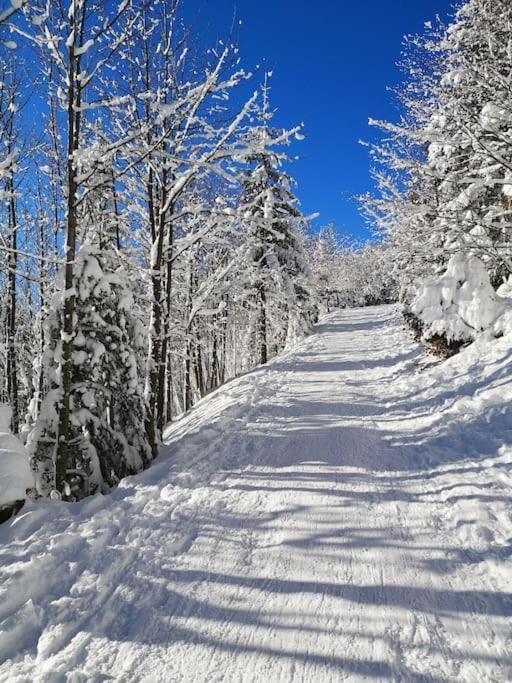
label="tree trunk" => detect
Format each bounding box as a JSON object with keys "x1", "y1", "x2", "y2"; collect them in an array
[
  {"x1": 210, "y1": 331, "x2": 219, "y2": 390},
  {"x1": 184, "y1": 335, "x2": 193, "y2": 411},
  {"x1": 146, "y1": 170, "x2": 163, "y2": 457},
  {"x1": 6, "y1": 166, "x2": 18, "y2": 433},
  {"x1": 257, "y1": 282, "x2": 268, "y2": 365},
  {"x1": 156, "y1": 199, "x2": 172, "y2": 433},
  {"x1": 194, "y1": 336, "x2": 206, "y2": 398},
  {"x1": 162, "y1": 218, "x2": 174, "y2": 425},
  {"x1": 55, "y1": 6, "x2": 81, "y2": 493},
  {"x1": 184, "y1": 267, "x2": 194, "y2": 411}
]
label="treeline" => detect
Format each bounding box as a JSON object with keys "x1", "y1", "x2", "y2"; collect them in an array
[
  {"x1": 0, "y1": 0, "x2": 333, "y2": 501},
  {"x1": 361, "y1": 0, "x2": 512, "y2": 347}
]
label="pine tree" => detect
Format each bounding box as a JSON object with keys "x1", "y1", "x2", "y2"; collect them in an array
[
  {"x1": 238, "y1": 78, "x2": 313, "y2": 365},
  {"x1": 28, "y1": 244, "x2": 151, "y2": 499}
]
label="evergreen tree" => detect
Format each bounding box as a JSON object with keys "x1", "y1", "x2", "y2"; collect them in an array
[
  {"x1": 28, "y1": 244, "x2": 151, "y2": 499},
  {"x1": 238, "y1": 79, "x2": 313, "y2": 365}
]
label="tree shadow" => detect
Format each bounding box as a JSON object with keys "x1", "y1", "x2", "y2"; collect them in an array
[
  {"x1": 264, "y1": 348, "x2": 420, "y2": 374},
  {"x1": 67, "y1": 562, "x2": 510, "y2": 681}
]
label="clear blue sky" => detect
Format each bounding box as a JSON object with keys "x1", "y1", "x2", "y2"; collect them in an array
[{"x1": 200, "y1": 0, "x2": 455, "y2": 241}]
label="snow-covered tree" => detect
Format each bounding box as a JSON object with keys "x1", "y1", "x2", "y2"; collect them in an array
[
  {"x1": 25, "y1": 0, "x2": 143, "y2": 496},
  {"x1": 114, "y1": 0, "x2": 264, "y2": 448},
  {"x1": 237, "y1": 79, "x2": 313, "y2": 365},
  {"x1": 28, "y1": 244, "x2": 150, "y2": 499},
  {"x1": 361, "y1": 0, "x2": 512, "y2": 346},
  {"x1": 0, "y1": 0, "x2": 320, "y2": 504}
]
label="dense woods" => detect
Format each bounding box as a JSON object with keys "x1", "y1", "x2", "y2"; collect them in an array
[{"x1": 0, "y1": 0, "x2": 357, "y2": 504}]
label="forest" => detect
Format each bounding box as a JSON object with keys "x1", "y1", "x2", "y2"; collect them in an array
[{"x1": 0, "y1": 0, "x2": 396, "y2": 506}]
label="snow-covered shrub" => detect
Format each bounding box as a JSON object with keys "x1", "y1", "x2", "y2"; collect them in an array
[
  {"x1": 0, "y1": 431, "x2": 33, "y2": 523},
  {"x1": 0, "y1": 404, "x2": 11, "y2": 433},
  {"x1": 410, "y1": 254, "x2": 507, "y2": 345},
  {"x1": 28, "y1": 244, "x2": 151, "y2": 499}
]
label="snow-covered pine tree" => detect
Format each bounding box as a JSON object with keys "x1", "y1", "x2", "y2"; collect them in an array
[
  {"x1": 238, "y1": 78, "x2": 313, "y2": 366},
  {"x1": 28, "y1": 243, "x2": 151, "y2": 499},
  {"x1": 23, "y1": 0, "x2": 138, "y2": 495}
]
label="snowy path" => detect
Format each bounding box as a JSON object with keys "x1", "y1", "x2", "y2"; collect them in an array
[{"x1": 1, "y1": 305, "x2": 512, "y2": 682}]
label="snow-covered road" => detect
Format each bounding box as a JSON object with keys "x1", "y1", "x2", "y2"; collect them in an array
[{"x1": 1, "y1": 305, "x2": 512, "y2": 681}]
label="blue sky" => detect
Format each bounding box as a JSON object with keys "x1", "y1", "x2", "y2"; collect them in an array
[{"x1": 200, "y1": 0, "x2": 455, "y2": 241}]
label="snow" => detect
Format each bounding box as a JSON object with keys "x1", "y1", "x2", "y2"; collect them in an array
[
  {"x1": 0, "y1": 406, "x2": 32, "y2": 507},
  {"x1": 0, "y1": 305, "x2": 511, "y2": 681},
  {"x1": 0, "y1": 432, "x2": 32, "y2": 507},
  {"x1": 410, "y1": 254, "x2": 507, "y2": 342},
  {"x1": 74, "y1": 39, "x2": 94, "y2": 56},
  {"x1": 0, "y1": 405, "x2": 11, "y2": 433}
]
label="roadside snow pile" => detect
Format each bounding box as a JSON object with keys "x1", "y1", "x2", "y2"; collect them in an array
[
  {"x1": 0, "y1": 432, "x2": 32, "y2": 509},
  {"x1": 410, "y1": 254, "x2": 510, "y2": 342},
  {"x1": 0, "y1": 404, "x2": 11, "y2": 432}
]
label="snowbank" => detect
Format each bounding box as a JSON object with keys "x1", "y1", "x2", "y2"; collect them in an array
[
  {"x1": 0, "y1": 432, "x2": 33, "y2": 508},
  {"x1": 0, "y1": 404, "x2": 11, "y2": 432},
  {"x1": 410, "y1": 254, "x2": 509, "y2": 342}
]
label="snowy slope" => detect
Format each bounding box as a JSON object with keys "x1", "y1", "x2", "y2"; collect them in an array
[{"x1": 1, "y1": 305, "x2": 511, "y2": 682}]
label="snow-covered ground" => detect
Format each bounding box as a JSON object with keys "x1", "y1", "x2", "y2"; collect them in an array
[{"x1": 1, "y1": 305, "x2": 511, "y2": 681}]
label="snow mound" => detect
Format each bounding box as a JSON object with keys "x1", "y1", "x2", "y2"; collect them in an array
[
  {"x1": 410, "y1": 254, "x2": 508, "y2": 342},
  {"x1": 0, "y1": 433, "x2": 33, "y2": 508},
  {"x1": 0, "y1": 404, "x2": 11, "y2": 432}
]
